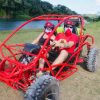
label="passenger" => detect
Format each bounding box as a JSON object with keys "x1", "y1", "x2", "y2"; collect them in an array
[{"x1": 52, "y1": 20, "x2": 79, "y2": 67}]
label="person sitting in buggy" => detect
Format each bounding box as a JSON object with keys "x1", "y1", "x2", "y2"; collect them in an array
[
  {"x1": 52, "y1": 20, "x2": 79, "y2": 67},
  {"x1": 20, "y1": 22, "x2": 55, "y2": 65},
  {"x1": 32, "y1": 22, "x2": 55, "y2": 45},
  {"x1": 32, "y1": 22, "x2": 56, "y2": 75}
]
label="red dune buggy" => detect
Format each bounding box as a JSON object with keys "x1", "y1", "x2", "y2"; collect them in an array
[{"x1": 0, "y1": 15, "x2": 98, "y2": 100}]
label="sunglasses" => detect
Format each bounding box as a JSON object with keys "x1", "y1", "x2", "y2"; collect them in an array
[
  {"x1": 44, "y1": 26, "x2": 53, "y2": 29},
  {"x1": 64, "y1": 25, "x2": 73, "y2": 28}
]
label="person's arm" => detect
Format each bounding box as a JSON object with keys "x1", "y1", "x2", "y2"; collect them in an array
[
  {"x1": 54, "y1": 40, "x2": 61, "y2": 47},
  {"x1": 32, "y1": 32, "x2": 44, "y2": 44},
  {"x1": 54, "y1": 39, "x2": 67, "y2": 48},
  {"x1": 51, "y1": 35, "x2": 55, "y2": 40},
  {"x1": 64, "y1": 41, "x2": 74, "y2": 48},
  {"x1": 49, "y1": 35, "x2": 56, "y2": 46}
]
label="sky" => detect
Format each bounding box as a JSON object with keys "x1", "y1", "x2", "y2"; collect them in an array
[{"x1": 42, "y1": 0, "x2": 100, "y2": 14}]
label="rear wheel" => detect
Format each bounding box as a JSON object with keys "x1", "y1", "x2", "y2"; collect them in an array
[
  {"x1": 24, "y1": 75, "x2": 59, "y2": 100},
  {"x1": 86, "y1": 48, "x2": 98, "y2": 72}
]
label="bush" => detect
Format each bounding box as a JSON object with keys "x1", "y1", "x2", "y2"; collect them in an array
[
  {"x1": 93, "y1": 16, "x2": 100, "y2": 22},
  {"x1": 0, "y1": 9, "x2": 6, "y2": 17},
  {"x1": 15, "y1": 14, "x2": 32, "y2": 20}
]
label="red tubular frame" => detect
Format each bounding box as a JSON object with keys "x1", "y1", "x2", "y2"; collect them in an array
[{"x1": 0, "y1": 14, "x2": 94, "y2": 91}]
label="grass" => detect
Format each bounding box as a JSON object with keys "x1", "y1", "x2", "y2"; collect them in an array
[
  {"x1": 0, "y1": 29, "x2": 43, "y2": 44},
  {"x1": 0, "y1": 22, "x2": 100, "y2": 100},
  {"x1": 85, "y1": 21, "x2": 100, "y2": 47}
]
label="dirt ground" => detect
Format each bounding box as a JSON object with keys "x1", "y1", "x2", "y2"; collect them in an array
[
  {"x1": 0, "y1": 50, "x2": 100, "y2": 100},
  {"x1": 60, "y1": 49, "x2": 100, "y2": 100}
]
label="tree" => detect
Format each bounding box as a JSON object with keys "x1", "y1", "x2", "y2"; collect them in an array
[
  {"x1": 41, "y1": 1, "x2": 53, "y2": 14},
  {"x1": 0, "y1": 0, "x2": 5, "y2": 6},
  {"x1": 29, "y1": 0, "x2": 44, "y2": 16},
  {"x1": 0, "y1": 0, "x2": 77, "y2": 19},
  {"x1": 1, "y1": 0, "x2": 32, "y2": 18},
  {"x1": 53, "y1": 4, "x2": 77, "y2": 15}
]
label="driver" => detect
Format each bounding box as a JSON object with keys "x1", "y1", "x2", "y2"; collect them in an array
[
  {"x1": 32, "y1": 22, "x2": 55, "y2": 76},
  {"x1": 32, "y1": 22, "x2": 55, "y2": 45}
]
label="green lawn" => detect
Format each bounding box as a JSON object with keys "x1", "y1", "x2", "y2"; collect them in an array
[
  {"x1": 0, "y1": 29, "x2": 43, "y2": 44},
  {"x1": 85, "y1": 21, "x2": 100, "y2": 47}
]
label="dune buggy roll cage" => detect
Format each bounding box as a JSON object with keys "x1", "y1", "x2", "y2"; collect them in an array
[{"x1": 0, "y1": 14, "x2": 94, "y2": 91}]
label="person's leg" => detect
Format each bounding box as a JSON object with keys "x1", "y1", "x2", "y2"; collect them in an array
[
  {"x1": 52, "y1": 50, "x2": 68, "y2": 66},
  {"x1": 37, "y1": 58, "x2": 45, "y2": 76},
  {"x1": 37, "y1": 53, "x2": 50, "y2": 77},
  {"x1": 39, "y1": 58, "x2": 45, "y2": 69},
  {"x1": 39, "y1": 53, "x2": 49, "y2": 69}
]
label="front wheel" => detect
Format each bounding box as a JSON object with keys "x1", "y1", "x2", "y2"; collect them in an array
[{"x1": 24, "y1": 75, "x2": 59, "y2": 100}]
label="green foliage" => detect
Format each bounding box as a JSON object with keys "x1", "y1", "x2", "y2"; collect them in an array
[
  {"x1": 53, "y1": 5, "x2": 77, "y2": 15},
  {"x1": 83, "y1": 15, "x2": 100, "y2": 22},
  {"x1": 0, "y1": 9, "x2": 6, "y2": 16},
  {"x1": 41, "y1": 1, "x2": 53, "y2": 14},
  {"x1": 84, "y1": 16, "x2": 93, "y2": 22},
  {"x1": 0, "y1": 0, "x2": 77, "y2": 19},
  {"x1": 93, "y1": 16, "x2": 100, "y2": 22},
  {"x1": 15, "y1": 14, "x2": 31, "y2": 20},
  {"x1": 29, "y1": 0, "x2": 44, "y2": 16}
]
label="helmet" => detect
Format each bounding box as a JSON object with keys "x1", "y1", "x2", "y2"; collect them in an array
[
  {"x1": 64, "y1": 20, "x2": 74, "y2": 27},
  {"x1": 44, "y1": 22, "x2": 55, "y2": 30}
]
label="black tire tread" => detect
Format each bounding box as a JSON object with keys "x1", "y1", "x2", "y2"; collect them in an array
[
  {"x1": 87, "y1": 48, "x2": 97, "y2": 72},
  {"x1": 24, "y1": 75, "x2": 59, "y2": 100}
]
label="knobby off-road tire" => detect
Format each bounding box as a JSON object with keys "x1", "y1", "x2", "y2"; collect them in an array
[
  {"x1": 24, "y1": 75, "x2": 59, "y2": 100},
  {"x1": 86, "y1": 48, "x2": 98, "y2": 72}
]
